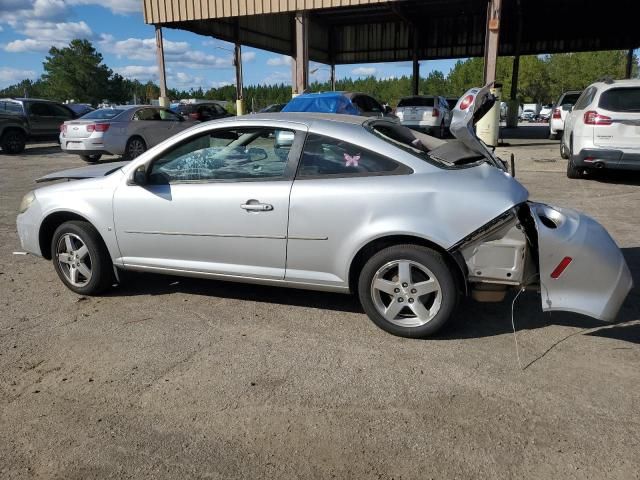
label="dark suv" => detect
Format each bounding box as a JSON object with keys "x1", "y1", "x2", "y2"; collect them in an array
[
  {"x1": 0, "y1": 98, "x2": 77, "y2": 154},
  {"x1": 174, "y1": 102, "x2": 231, "y2": 122}
]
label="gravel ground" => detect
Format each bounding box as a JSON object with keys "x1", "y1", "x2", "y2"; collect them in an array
[{"x1": 1, "y1": 128, "x2": 639, "y2": 479}]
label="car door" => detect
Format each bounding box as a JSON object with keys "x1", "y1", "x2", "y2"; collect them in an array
[
  {"x1": 27, "y1": 102, "x2": 69, "y2": 137},
  {"x1": 564, "y1": 86, "x2": 596, "y2": 141},
  {"x1": 112, "y1": 122, "x2": 306, "y2": 280},
  {"x1": 158, "y1": 108, "x2": 191, "y2": 140}
]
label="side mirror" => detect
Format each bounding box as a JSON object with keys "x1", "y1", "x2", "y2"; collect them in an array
[
  {"x1": 131, "y1": 165, "x2": 147, "y2": 185},
  {"x1": 248, "y1": 147, "x2": 268, "y2": 161}
]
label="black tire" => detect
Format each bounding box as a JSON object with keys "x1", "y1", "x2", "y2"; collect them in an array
[
  {"x1": 51, "y1": 221, "x2": 113, "y2": 295},
  {"x1": 125, "y1": 136, "x2": 146, "y2": 160},
  {"x1": 1, "y1": 129, "x2": 26, "y2": 154},
  {"x1": 566, "y1": 157, "x2": 584, "y2": 179},
  {"x1": 357, "y1": 245, "x2": 458, "y2": 338},
  {"x1": 79, "y1": 154, "x2": 102, "y2": 163}
]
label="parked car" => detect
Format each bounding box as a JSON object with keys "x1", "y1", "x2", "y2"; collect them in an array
[
  {"x1": 259, "y1": 103, "x2": 286, "y2": 113},
  {"x1": 174, "y1": 102, "x2": 231, "y2": 121},
  {"x1": 0, "y1": 111, "x2": 30, "y2": 154},
  {"x1": 0, "y1": 98, "x2": 77, "y2": 153},
  {"x1": 66, "y1": 103, "x2": 95, "y2": 117},
  {"x1": 395, "y1": 95, "x2": 452, "y2": 137},
  {"x1": 521, "y1": 109, "x2": 536, "y2": 122},
  {"x1": 549, "y1": 90, "x2": 582, "y2": 141},
  {"x1": 283, "y1": 91, "x2": 397, "y2": 120},
  {"x1": 60, "y1": 106, "x2": 196, "y2": 162},
  {"x1": 445, "y1": 97, "x2": 459, "y2": 111},
  {"x1": 562, "y1": 79, "x2": 640, "y2": 178},
  {"x1": 17, "y1": 84, "x2": 631, "y2": 339},
  {"x1": 538, "y1": 104, "x2": 553, "y2": 122}
]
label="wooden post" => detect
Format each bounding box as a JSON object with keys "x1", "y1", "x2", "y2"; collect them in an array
[
  {"x1": 483, "y1": 0, "x2": 502, "y2": 85},
  {"x1": 293, "y1": 11, "x2": 309, "y2": 95},
  {"x1": 154, "y1": 25, "x2": 168, "y2": 106}
]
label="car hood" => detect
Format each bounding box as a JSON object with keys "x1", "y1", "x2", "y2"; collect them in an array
[{"x1": 36, "y1": 161, "x2": 129, "y2": 183}]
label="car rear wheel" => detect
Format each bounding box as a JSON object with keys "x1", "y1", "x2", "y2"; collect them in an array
[
  {"x1": 80, "y1": 154, "x2": 102, "y2": 163},
  {"x1": 1, "y1": 129, "x2": 26, "y2": 154},
  {"x1": 125, "y1": 136, "x2": 146, "y2": 160},
  {"x1": 358, "y1": 245, "x2": 458, "y2": 338},
  {"x1": 51, "y1": 221, "x2": 113, "y2": 295}
]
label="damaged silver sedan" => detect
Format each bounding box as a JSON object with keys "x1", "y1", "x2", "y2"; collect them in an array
[{"x1": 17, "y1": 85, "x2": 632, "y2": 338}]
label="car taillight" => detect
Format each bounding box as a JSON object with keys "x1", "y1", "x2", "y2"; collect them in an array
[
  {"x1": 189, "y1": 112, "x2": 200, "y2": 120},
  {"x1": 86, "y1": 123, "x2": 110, "y2": 132},
  {"x1": 583, "y1": 110, "x2": 612, "y2": 125},
  {"x1": 459, "y1": 94, "x2": 474, "y2": 110},
  {"x1": 432, "y1": 108, "x2": 439, "y2": 117},
  {"x1": 552, "y1": 108, "x2": 561, "y2": 119}
]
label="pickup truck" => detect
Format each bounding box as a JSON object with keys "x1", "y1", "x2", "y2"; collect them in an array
[{"x1": 0, "y1": 98, "x2": 77, "y2": 154}]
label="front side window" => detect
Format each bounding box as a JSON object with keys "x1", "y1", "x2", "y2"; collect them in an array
[
  {"x1": 159, "y1": 109, "x2": 181, "y2": 121},
  {"x1": 28, "y1": 102, "x2": 55, "y2": 116},
  {"x1": 297, "y1": 133, "x2": 409, "y2": 178},
  {"x1": 148, "y1": 127, "x2": 296, "y2": 183},
  {"x1": 133, "y1": 108, "x2": 160, "y2": 121}
]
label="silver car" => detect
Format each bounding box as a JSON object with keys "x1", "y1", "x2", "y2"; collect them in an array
[
  {"x1": 60, "y1": 106, "x2": 194, "y2": 163},
  {"x1": 18, "y1": 85, "x2": 632, "y2": 338}
]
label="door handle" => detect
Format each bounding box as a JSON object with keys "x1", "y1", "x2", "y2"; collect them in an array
[{"x1": 241, "y1": 202, "x2": 273, "y2": 212}]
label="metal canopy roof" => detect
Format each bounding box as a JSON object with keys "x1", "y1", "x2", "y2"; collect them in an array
[{"x1": 143, "y1": 0, "x2": 640, "y2": 64}]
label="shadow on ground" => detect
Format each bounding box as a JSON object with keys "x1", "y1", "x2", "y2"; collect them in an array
[{"x1": 108, "y1": 248, "x2": 639, "y2": 343}]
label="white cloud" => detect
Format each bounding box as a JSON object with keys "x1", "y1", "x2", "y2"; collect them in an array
[
  {"x1": 0, "y1": 0, "x2": 69, "y2": 25},
  {"x1": 67, "y1": 0, "x2": 140, "y2": 14},
  {"x1": 0, "y1": 67, "x2": 37, "y2": 87},
  {"x1": 3, "y1": 20, "x2": 93, "y2": 52},
  {"x1": 352, "y1": 67, "x2": 376, "y2": 76},
  {"x1": 259, "y1": 70, "x2": 291, "y2": 86},
  {"x1": 114, "y1": 65, "x2": 208, "y2": 90},
  {"x1": 99, "y1": 36, "x2": 233, "y2": 69},
  {"x1": 211, "y1": 80, "x2": 233, "y2": 88},
  {"x1": 242, "y1": 51, "x2": 256, "y2": 62},
  {"x1": 114, "y1": 65, "x2": 158, "y2": 82},
  {"x1": 267, "y1": 55, "x2": 292, "y2": 67}
]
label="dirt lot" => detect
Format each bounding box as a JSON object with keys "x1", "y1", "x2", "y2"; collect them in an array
[{"x1": 1, "y1": 128, "x2": 639, "y2": 479}]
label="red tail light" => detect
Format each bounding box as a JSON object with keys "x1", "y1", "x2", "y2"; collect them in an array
[
  {"x1": 86, "y1": 123, "x2": 110, "y2": 132},
  {"x1": 432, "y1": 108, "x2": 440, "y2": 117},
  {"x1": 552, "y1": 108, "x2": 561, "y2": 119},
  {"x1": 189, "y1": 112, "x2": 201, "y2": 120},
  {"x1": 459, "y1": 94, "x2": 474, "y2": 110},
  {"x1": 550, "y1": 256, "x2": 573, "y2": 279},
  {"x1": 583, "y1": 110, "x2": 612, "y2": 125}
]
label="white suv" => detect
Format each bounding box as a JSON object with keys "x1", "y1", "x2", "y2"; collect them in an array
[
  {"x1": 395, "y1": 95, "x2": 451, "y2": 137},
  {"x1": 562, "y1": 79, "x2": 640, "y2": 178},
  {"x1": 550, "y1": 90, "x2": 582, "y2": 141}
]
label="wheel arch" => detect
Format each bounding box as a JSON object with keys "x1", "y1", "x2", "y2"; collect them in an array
[
  {"x1": 38, "y1": 211, "x2": 107, "y2": 260},
  {"x1": 347, "y1": 234, "x2": 467, "y2": 296}
]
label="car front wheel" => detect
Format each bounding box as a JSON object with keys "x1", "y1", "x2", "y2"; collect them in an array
[
  {"x1": 51, "y1": 221, "x2": 113, "y2": 295},
  {"x1": 358, "y1": 245, "x2": 458, "y2": 338}
]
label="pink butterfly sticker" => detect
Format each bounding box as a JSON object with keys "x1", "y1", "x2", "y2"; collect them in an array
[{"x1": 344, "y1": 153, "x2": 361, "y2": 167}]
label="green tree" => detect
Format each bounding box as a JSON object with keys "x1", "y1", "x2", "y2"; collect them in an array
[{"x1": 41, "y1": 39, "x2": 112, "y2": 104}]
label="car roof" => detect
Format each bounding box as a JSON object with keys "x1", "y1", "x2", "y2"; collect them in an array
[
  {"x1": 235, "y1": 112, "x2": 368, "y2": 127},
  {"x1": 589, "y1": 79, "x2": 640, "y2": 90}
]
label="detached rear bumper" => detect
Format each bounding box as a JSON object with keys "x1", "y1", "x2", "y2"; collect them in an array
[
  {"x1": 529, "y1": 202, "x2": 632, "y2": 322},
  {"x1": 573, "y1": 148, "x2": 640, "y2": 171}
]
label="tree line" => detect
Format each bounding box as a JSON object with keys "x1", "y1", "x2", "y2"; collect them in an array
[{"x1": 0, "y1": 39, "x2": 636, "y2": 111}]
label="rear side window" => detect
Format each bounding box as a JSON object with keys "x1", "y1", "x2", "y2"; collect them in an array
[
  {"x1": 398, "y1": 97, "x2": 435, "y2": 108},
  {"x1": 298, "y1": 133, "x2": 410, "y2": 178},
  {"x1": 83, "y1": 109, "x2": 124, "y2": 120},
  {"x1": 558, "y1": 92, "x2": 581, "y2": 107},
  {"x1": 0, "y1": 101, "x2": 23, "y2": 114},
  {"x1": 573, "y1": 87, "x2": 596, "y2": 110},
  {"x1": 599, "y1": 87, "x2": 640, "y2": 112}
]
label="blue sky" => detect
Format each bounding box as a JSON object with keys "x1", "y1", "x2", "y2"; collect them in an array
[{"x1": 0, "y1": 0, "x2": 457, "y2": 92}]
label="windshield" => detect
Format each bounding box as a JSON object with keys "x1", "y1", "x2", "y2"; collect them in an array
[
  {"x1": 82, "y1": 108, "x2": 125, "y2": 120},
  {"x1": 397, "y1": 97, "x2": 434, "y2": 108}
]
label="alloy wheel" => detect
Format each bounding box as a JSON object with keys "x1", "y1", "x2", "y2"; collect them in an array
[
  {"x1": 56, "y1": 233, "x2": 92, "y2": 287},
  {"x1": 370, "y1": 259, "x2": 442, "y2": 327},
  {"x1": 128, "y1": 139, "x2": 146, "y2": 158}
]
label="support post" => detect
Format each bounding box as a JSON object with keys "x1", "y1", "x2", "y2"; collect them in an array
[
  {"x1": 478, "y1": 0, "x2": 502, "y2": 146},
  {"x1": 411, "y1": 27, "x2": 419, "y2": 95},
  {"x1": 292, "y1": 11, "x2": 309, "y2": 96},
  {"x1": 626, "y1": 48, "x2": 634, "y2": 79},
  {"x1": 506, "y1": 55, "x2": 520, "y2": 128},
  {"x1": 330, "y1": 64, "x2": 336, "y2": 91},
  {"x1": 234, "y1": 42, "x2": 244, "y2": 115},
  {"x1": 483, "y1": 0, "x2": 502, "y2": 85},
  {"x1": 154, "y1": 25, "x2": 169, "y2": 107}
]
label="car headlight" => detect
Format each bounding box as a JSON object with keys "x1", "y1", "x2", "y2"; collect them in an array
[{"x1": 18, "y1": 191, "x2": 35, "y2": 214}]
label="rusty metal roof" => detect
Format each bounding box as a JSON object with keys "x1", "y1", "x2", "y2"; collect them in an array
[{"x1": 143, "y1": 0, "x2": 640, "y2": 64}]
